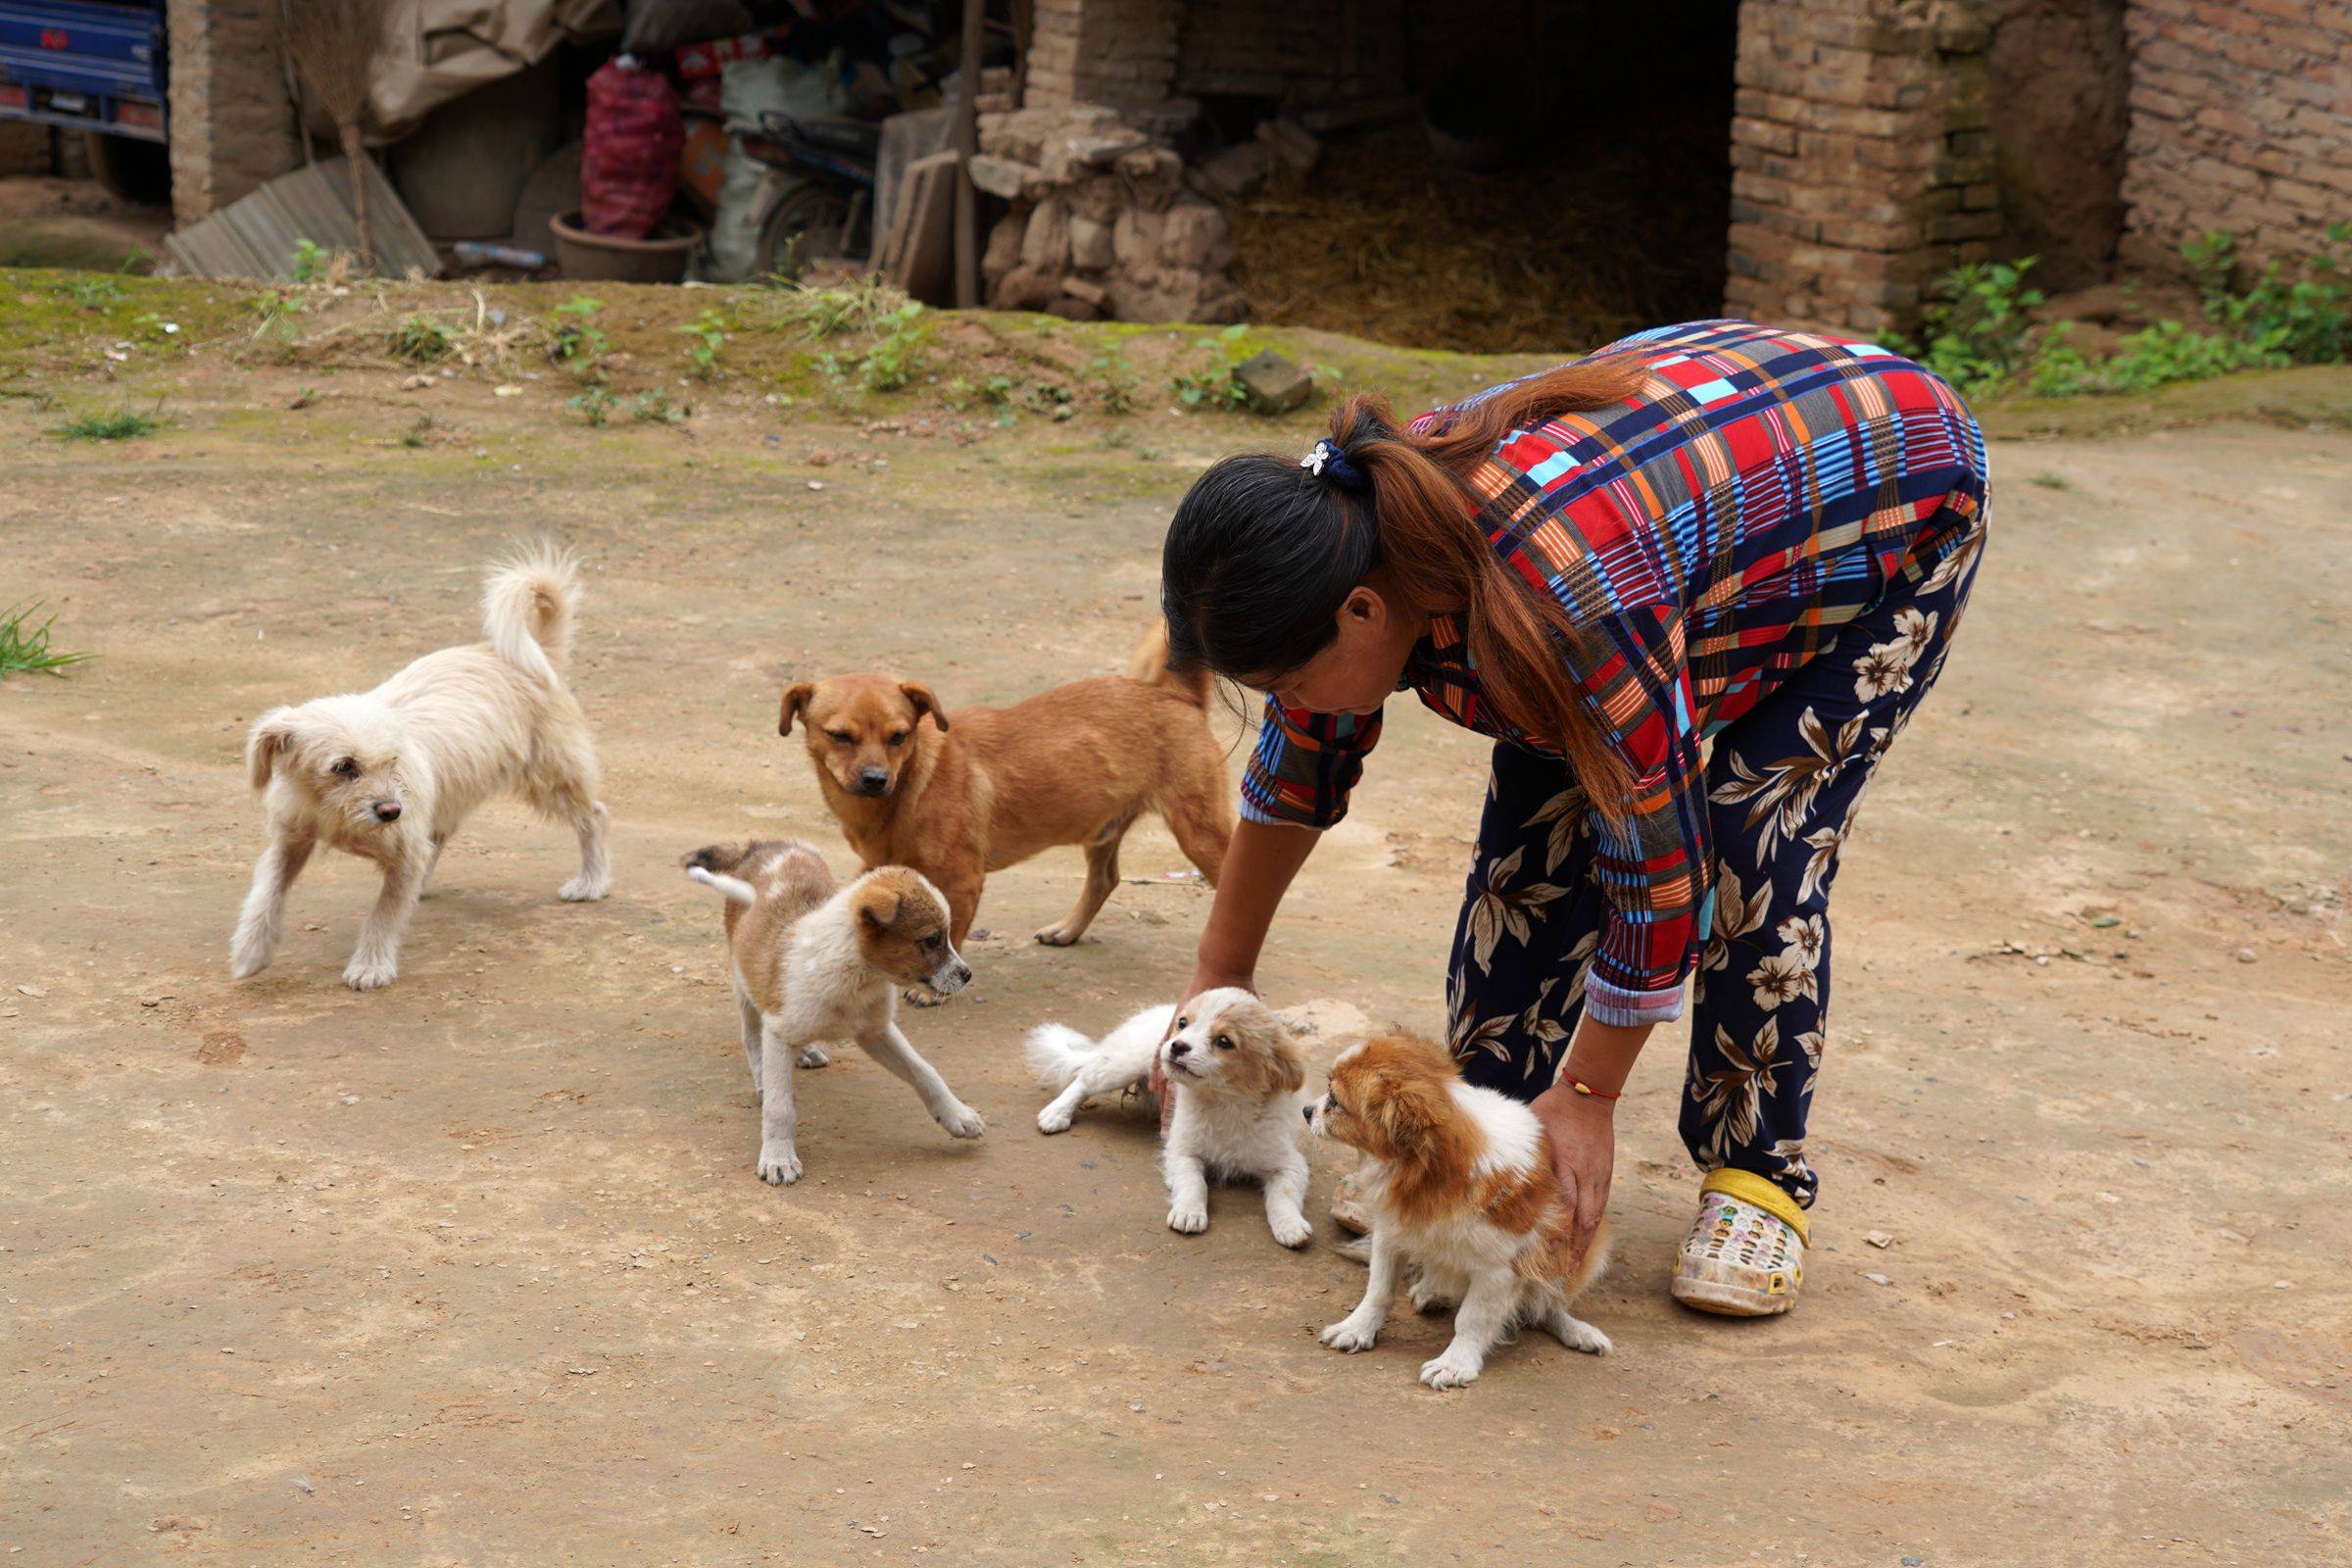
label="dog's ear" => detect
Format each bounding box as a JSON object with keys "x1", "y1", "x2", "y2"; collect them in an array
[
  {"x1": 778, "y1": 682, "x2": 815, "y2": 737},
  {"x1": 899, "y1": 681, "x2": 949, "y2": 733},
  {"x1": 1265, "y1": 1034, "x2": 1307, "y2": 1097},
  {"x1": 855, "y1": 882, "x2": 904, "y2": 931},
  {"x1": 1367, "y1": 1070, "x2": 1447, "y2": 1157},
  {"x1": 246, "y1": 708, "x2": 298, "y2": 792}
]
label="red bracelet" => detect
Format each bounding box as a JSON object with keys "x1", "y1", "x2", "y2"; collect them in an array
[{"x1": 1564, "y1": 1075, "x2": 1622, "y2": 1101}]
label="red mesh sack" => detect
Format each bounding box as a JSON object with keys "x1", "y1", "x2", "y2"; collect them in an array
[{"x1": 582, "y1": 59, "x2": 684, "y2": 239}]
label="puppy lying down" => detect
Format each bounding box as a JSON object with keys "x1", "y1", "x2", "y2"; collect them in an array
[
  {"x1": 1026, "y1": 989, "x2": 1313, "y2": 1248},
  {"x1": 685, "y1": 840, "x2": 983, "y2": 1187},
  {"x1": 1308, "y1": 1032, "x2": 1613, "y2": 1390}
]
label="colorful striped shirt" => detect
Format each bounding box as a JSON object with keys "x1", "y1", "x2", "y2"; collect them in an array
[{"x1": 1243, "y1": 319, "x2": 1988, "y2": 1027}]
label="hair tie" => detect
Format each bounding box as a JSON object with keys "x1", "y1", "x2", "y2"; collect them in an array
[{"x1": 1299, "y1": 437, "x2": 1367, "y2": 494}]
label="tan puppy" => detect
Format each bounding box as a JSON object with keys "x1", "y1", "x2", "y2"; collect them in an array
[
  {"x1": 683, "y1": 840, "x2": 982, "y2": 1187},
  {"x1": 230, "y1": 545, "x2": 609, "y2": 991},
  {"x1": 778, "y1": 626, "x2": 1231, "y2": 960},
  {"x1": 1308, "y1": 1033, "x2": 1613, "y2": 1390}
]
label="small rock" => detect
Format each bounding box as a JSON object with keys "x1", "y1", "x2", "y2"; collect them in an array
[
  {"x1": 1232, "y1": 349, "x2": 1313, "y2": 413},
  {"x1": 2088, "y1": 914, "x2": 2120, "y2": 928},
  {"x1": 1863, "y1": 1272, "x2": 1892, "y2": 1286},
  {"x1": 966, "y1": 155, "x2": 1038, "y2": 200},
  {"x1": 16, "y1": 984, "x2": 46, "y2": 999},
  {"x1": 808, "y1": 481, "x2": 825, "y2": 492},
  {"x1": 401, "y1": 373, "x2": 433, "y2": 391},
  {"x1": 292, "y1": 1477, "x2": 315, "y2": 1494},
  {"x1": 1864, "y1": 1230, "x2": 1893, "y2": 1249},
  {"x1": 2234, "y1": 947, "x2": 2257, "y2": 963}
]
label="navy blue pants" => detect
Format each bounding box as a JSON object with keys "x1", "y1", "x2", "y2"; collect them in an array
[{"x1": 1445, "y1": 526, "x2": 1984, "y2": 1206}]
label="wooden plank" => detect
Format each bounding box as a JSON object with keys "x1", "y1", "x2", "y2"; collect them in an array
[
  {"x1": 883, "y1": 151, "x2": 958, "y2": 304},
  {"x1": 163, "y1": 156, "x2": 442, "y2": 281}
]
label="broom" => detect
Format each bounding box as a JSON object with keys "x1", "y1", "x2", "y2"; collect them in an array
[{"x1": 281, "y1": 0, "x2": 386, "y2": 271}]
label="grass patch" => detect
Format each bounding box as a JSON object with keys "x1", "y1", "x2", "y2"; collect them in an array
[
  {"x1": 0, "y1": 601, "x2": 96, "y2": 677},
  {"x1": 2028, "y1": 471, "x2": 2071, "y2": 491},
  {"x1": 56, "y1": 407, "x2": 163, "y2": 442}
]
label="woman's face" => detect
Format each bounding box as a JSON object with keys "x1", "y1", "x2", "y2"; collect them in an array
[{"x1": 1249, "y1": 579, "x2": 1420, "y2": 715}]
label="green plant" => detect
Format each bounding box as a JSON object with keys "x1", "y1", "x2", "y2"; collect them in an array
[
  {"x1": 2185, "y1": 222, "x2": 2350, "y2": 365},
  {"x1": 767, "y1": 276, "x2": 913, "y2": 340},
  {"x1": 0, "y1": 601, "x2": 95, "y2": 677},
  {"x1": 388, "y1": 316, "x2": 454, "y2": 364},
  {"x1": 1088, "y1": 349, "x2": 1142, "y2": 414},
  {"x1": 65, "y1": 274, "x2": 127, "y2": 311},
  {"x1": 248, "y1": 287, "x2": 308, "y2": 345},
  {"x1": 678, "y1": 309, "x2": 730, "y2": 380},
  {"x1": 1896, "y1": 259, "x2": 2044, "y2": 394},
  {"x1": 815, "y1": 300, "x2": 931, "y2": 398},
  {"x1": 57, "y1": 407, "x2": 162, "y2": 442},
  {"x1": 2023, "y1": 318, "x2": 2277, "y2": 398},
  {"x1": 2027, "y1": 471, "x2": 2070, "y2": 491},
  {"x1": 1170, "y1": 323, "x2": 1257, "y2": 411},
  {"x1": 398, "y1": 413, "x2": 439, "y2": 447},
  {"x1": 549, "y1": 296, "x2": 610, "y2": 371},
  {"x1": 626, "y1": 389, "x2": 686, "y2": 424},
  {"x1": 289, "y1": 237, "x2": 331, "y2": 284},
  {"x1": 564, "y1": 384, "x2": 615, "y2": 426}
]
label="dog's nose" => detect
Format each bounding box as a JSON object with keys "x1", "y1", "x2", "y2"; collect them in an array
[
  {"x1": 1302, "y1": 1102, "x2": 1315, "y2": 1123},
  {"x1": 372, "y1": 801, "x2": 402, "y2": 822},
  {"x1": 856, "y1": 767, "x2": 889, "y2": 795},
  {"x1": 1167, "y1": 1041, "x2": 1190, "y2": 1059},
  {"x1": 954, "y1": 963, "x2": 973, "y2": 986}
]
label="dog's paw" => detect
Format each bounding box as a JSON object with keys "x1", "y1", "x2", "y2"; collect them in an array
[
  {"x1": 1320, "y1": 1315, "x2": 1381, "y2": 1353},
  {"x1": 342, "y1": 956, "x2": 399, "y2": 991},
  {"x1": 902, "y1": 985, "x2": 948, "y2": 1008},
  {"x1": 1036, "y1": 1103, "x2": 1076, "y2": 1135},
  {"x1": 1409, "y1": 1279, "x2": 1460, "y2": 1315},
  {"x1": 797, "y1": 1043, "x2": 830, "y2": 1069},
  {"x1": 1547, "y1": 1311, "x2": 1612, "y2": 1356},
  {"x1": 1418, "y1": 1350, "x2": 1483, "y2": 1391},
  {"x1": 757, "y1": 1144, "x2": 804, "y2": 1186},
  {"x1": 228, "y1": 944, "x2": 272, "y2": 981},
  {"x1": 1033, "y1": 921, "x2": 1084, "y2": 948},
  {"x1": 1166, "y1": 1201, "x2": 1209, "y2": 1236},
  {"x1": 937, "y1": 1102, "x2": 985, "y2": 1140},
  {"x1": 558, "y1": 873, "x2": 611, "y2": 903},
  {"x1": 1268, "y1": 1212, "x2": 1314, "y2": 1250}
]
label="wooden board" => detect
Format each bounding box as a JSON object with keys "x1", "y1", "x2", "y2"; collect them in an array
[{"x1": 164, "y1": 157, "x2": 442, "y2": 281}]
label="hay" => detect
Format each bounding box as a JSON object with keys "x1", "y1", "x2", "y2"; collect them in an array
[{"x1": 1229, "y1": 117, "x2": 1730, "y2": 355}]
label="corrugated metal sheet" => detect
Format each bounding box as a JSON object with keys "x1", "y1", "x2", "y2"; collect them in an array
[{"x1": 164, "y1": 158, "x2": 443, "y2": 281}]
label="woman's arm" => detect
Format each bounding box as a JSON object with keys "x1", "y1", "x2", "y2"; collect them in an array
[
  {"x1": 1529, "y1": 1016, "x2": 1655, "y2": 1261},
  {"x1": 1181, "y1": 814, "x2": 1321, "y2": 1001}
]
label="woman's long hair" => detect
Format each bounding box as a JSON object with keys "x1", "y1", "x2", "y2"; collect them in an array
[{"x1": 1161, "y1": 356, "x2": 1645, "y2": 814}]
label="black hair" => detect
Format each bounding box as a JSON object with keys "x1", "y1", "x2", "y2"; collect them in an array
[{"x1": 1162, "y1": 406, "x2": 1390, "y2": 683}]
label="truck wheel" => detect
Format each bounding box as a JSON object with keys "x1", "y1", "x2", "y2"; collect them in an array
[{"x1": 85, "y1": 133, "x2": 172, "y2": 207}]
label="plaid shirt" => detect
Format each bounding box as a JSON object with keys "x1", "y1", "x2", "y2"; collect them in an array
[{"x1": 1243, "y1": 320, "x2": 1988, "y2": 1027}]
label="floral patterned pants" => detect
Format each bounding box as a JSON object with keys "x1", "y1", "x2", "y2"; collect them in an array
[{"x1": 1445, "y1": 524, "x2": 1984, "y2": 1207}]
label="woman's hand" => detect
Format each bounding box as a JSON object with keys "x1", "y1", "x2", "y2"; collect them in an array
[{"x1": 1529, "y1": 1083, "x2": 1616, "y2": 1265}]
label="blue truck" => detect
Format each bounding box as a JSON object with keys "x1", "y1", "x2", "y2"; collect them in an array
[{"x1": 0, "y1": 0, "x2": 170, "y2": 201}]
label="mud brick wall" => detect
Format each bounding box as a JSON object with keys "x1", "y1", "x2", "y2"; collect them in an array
[
  {"x1": 1025, "y1": 0, "x2": 1180, "y2": 110},
  {"x1": 165, "y1": 0, "x2": 301, "y2": 222},
  {"x1": 2119, "y1": 0, "x2": 2352, "y2": 270},
  {"x1": 1727, "y1": 1, "x2": 1998, "y2": 335},
  {"x1": 1174, "y1": 0, "x2": 1406, "y2": 105}
]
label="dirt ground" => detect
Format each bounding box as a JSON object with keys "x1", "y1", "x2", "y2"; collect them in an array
[{"x1": 2, "y1": 307, "x2": 2348, "y2": 1566}]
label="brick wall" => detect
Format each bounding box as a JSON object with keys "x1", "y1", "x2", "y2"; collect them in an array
[
  {"x1": 1025, "y1": 0, "x2": 1180, "y2": 110},
  {"x1": 0, "y1": 120, "x2": 52, "y2": 176},
  {"x1": 1175, "y1": 0, "x2": 1406, "y2": 105},
  {"x1": 1726, "y1": 0, "x2": 1998, "y2": 334},
  {"x1": 165, "y1": 0, "x2": 301, "y2": 222},
  {"x1": 2120, "y1": 0, "x2": 2352, "y2": 270}
]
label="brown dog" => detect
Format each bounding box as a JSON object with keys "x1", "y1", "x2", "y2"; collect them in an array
[{"x1": 779, "y1": 626, "x2": 1231, "y2": 956}]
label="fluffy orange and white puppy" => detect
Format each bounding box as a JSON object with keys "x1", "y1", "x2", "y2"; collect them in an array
[
  {"x1": 1025, "y1": 988, "x2": 1313, "y2": 1247},
  {"x1": 684, "y1": 840, "x2": 982, "y2": 1187},
  {"x1": 1307, "y1": 1032, "x2": 1612, "y2": 1390},
  {"x1": 230, "y1": 546, "x2": 610, "y2": 990}
]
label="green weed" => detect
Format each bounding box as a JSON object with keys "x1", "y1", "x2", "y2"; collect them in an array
[
  {"x1": 289, "y1": 238, "x2": 330, "y2": 284},
  {"x1": 549, "y1": 296, "x2": 611, "y2": 371},
  {"x1": 1170, "y1": 323, "x2": 1258, "y2": 411},
  {"x1": 388, "y1": 316, "x2": 455, "y2": 364},
  {"x1": 565, "y1": 384, "x2": 615, "y2": 426},
  {"x1": 57, "y1": 407, "x2": 162, "y2": 442},
  {"x1": 678, "y1": 309, "x2": 730, "y2": 380},
  {"x1": 0, "y1": 601, "x2": 96, "y2": 677}
]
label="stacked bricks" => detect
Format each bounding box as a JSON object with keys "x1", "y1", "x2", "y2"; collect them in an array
[
  {"x1": 2119, "y1": 0, "x2": 2352, "y2": 270},
  {"x1": 1726, "y1": 0, "x2": 1998, "y2": 334},
  {"x1": 165, "y1": 0, "x2": 300, "y2": 222},
  {"x1": 1025, "y1": 0, "x2": 1181, "y2": 111},
  {"x1": 1174, "y1": 0, "x2": 1407, "y2": 105}
]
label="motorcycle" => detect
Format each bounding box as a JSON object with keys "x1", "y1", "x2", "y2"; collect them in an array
[{"x1": 731, "y1": 109, "x2": 881, "y2": 276}]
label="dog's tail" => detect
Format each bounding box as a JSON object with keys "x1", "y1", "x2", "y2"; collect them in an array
[
  {"x1": 482, "y1": 541, "x2": 582, "y2": 686},
  {"x1": 682, "y1": 844, "x2": 760, "y2": 906},
  {"x1": 1023, "y1": 1022, "x2": 1103, "y2": 1092},
  {"x1": 1125, "y1": 619, "x2": 1212, "y2": 710}
]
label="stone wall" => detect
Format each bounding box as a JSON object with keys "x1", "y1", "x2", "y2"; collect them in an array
[
  {"x1": 165, "y1": 0, "x2": 301, "y2": 222},
  {"x1": 1726, "y1": 0, "x2": 1998, "y2": 334},
  {"x1": 2119, "y1": 0, "x2": 2352, "y2": 270}
]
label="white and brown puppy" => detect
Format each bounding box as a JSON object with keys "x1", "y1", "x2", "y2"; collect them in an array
[
  {"x1": 684, "y1": 840, "x2": 983, "y2": 1187},
  {"x1": 1026, "y1": 988, "x2": 1312, "y2": 1247},
  {"x1": 230, "y1": 545, "x2": 610, "y2": 991},
  {"x1": 1308, "y1": 1033, "x2": 1613, "y2": 1390}
]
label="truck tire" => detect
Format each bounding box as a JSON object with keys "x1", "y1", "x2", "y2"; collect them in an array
[{"x1": 85, "y1": 132, "x2": 172, "y2": 207}]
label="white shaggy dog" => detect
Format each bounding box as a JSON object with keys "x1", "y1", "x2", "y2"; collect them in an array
[
  {"x1": 229, "y1": 546, "x2": 611, "y2": 990},
  {"x1": 1026, "y1": 988, "x2": 1313, "y2": 1248},
  {"x1": 683, "y1": 841, "x2": 983, "y2": 1186}
]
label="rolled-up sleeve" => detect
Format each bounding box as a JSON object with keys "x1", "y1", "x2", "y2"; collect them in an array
[
  {"x1": 1240, "y1": 694, "x2": 1383, "y2": 830},
  {"x1": 1574, "y1": 609, "x2": 1714, "y2": 1028}
]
